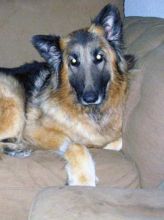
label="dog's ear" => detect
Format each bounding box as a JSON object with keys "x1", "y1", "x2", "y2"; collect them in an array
[
  {"x1": 92, "y1": 4, "x2": 122, "y2": 43},
  {"x1": 32, "y1": 35, "x2": 62, "y2": 73},
  {"x1": 92, "y1": 5, "x2": 131, "y2": 74}
]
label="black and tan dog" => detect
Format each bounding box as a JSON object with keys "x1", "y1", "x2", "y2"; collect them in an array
[{"x1": 0, "y1": 4, "x2": 135, "y2": 186}]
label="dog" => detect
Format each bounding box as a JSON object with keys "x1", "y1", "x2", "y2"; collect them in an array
[{"x1": 0, "y1": 4, "x2": 135, "y2": 186}]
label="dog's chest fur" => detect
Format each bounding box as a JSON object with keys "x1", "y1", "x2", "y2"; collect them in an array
[{"x1": 26, "y1": 96, "x2": 122, "y2": 148}]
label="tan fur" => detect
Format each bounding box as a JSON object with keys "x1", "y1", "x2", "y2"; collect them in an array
[
  {"x1": 88, "y1": 25, "x2": 105, "y2": 36},
  {"x1": 0, "y1": 75, "x2": 25, "y2": 141}
]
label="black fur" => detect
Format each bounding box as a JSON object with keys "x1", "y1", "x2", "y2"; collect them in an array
[
  {"x1": 92, "y1": 4, "x2": 123, "y2": 44},
  {"x1": 32, "y1": 35, "x2": 62, "y2": 74},
  {"x1": 69, "y1": 30, "x2": 94, "y2": 46},
  {"x1": 0, "y1": 61, "x2": 51, "y2": 102},
  {"x1": 69, "y1": 69, "x2": 85, "y2": 101},
  {"x1": 124, "y1": 54, "x2": 136, "y2": 70}
]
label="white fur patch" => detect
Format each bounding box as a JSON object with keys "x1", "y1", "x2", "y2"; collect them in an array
[
  {"x1": 104, "y1": 137, "x2": 122, "y2": 151},
  {"x1": 58, "y1": 139, "x2": 71, "y2": 156}
]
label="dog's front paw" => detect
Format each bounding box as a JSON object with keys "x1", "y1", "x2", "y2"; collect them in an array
[
  {"x1": 3, "y1": 146, "x2": 32, "y2": 158},
  {"x1": 64, "y1": 144, "x2": 96, "y2": 187},
  {"x1": 1, "y1": 141, "x2": 33, "y2": 158},
  {"x1": 66, "y1": 164, "x2": 96, "y2": 187}
]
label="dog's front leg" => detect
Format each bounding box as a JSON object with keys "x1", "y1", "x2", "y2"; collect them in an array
[
  {"x1": 26, "y1": 126, "x2": 96, "y2": 186},
  {"x1": 64, "y1": 144, "x2": 96, "y2": 186}
]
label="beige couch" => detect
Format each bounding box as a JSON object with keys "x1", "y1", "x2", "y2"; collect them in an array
[{"x1": 0, "y1": 1, "x2": 164, "y2": 219}]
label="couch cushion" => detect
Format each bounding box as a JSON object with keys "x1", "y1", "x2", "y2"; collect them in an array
[
  {"x1": 0, "y1": 149, "x2": 139, "y2": 220},
  {"x1": 123, "y1": 17, "x2": 164, "y2": 188},
  {"x1": 0, "y1": 0, "x2": 124, "y2": 67},
  {"x1": 29, "y1": 187, "x2": 164, "y2": 220},
  {"x1": 0, "y1": 189, "x2": 36, "y2": 220}
]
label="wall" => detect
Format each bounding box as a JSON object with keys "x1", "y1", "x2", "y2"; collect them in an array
[{"x1": 125, "y1": 0, "x2": 164, "y2": 18}]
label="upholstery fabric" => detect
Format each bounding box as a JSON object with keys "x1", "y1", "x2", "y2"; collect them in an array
[
  {"x1": 0, "y1": 149, "x2": 139, "y2": 220},
  {"x1": 29, "y1": 187, "x2": 164, "y2": 220},
  {"x1": 123, "y1": 17, "x2": 164, "y2": 188}
]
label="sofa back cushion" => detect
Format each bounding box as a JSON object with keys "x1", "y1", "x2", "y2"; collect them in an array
[{"x1": 123, "y1": 17, "x2": 164, "y2": 188}]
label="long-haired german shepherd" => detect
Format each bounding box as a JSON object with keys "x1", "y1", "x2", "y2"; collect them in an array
[{"x1": 0, "y1": 4, "x2": 135, "y2": 186}]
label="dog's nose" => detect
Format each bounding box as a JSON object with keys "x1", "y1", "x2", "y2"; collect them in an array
[{"x1": 82, "y1": 91, "x2": 99, "y2": 104}]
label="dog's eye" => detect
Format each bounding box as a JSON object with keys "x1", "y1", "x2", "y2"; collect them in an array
[
  {"x1": 70, "y1": 57, "x2": 79, "y2": 67},
  {"x1": 95, "y1": 53, "x2": 104, "y2": 63}
]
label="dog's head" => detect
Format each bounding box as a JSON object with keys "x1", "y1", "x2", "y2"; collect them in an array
[{"x1": 32, "y1": 4, "x2": 135, "y2": 106}]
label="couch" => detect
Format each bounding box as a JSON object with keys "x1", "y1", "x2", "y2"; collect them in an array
[{"x1": 0, "y1": 1, "x2": 163, "y2": 219}]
